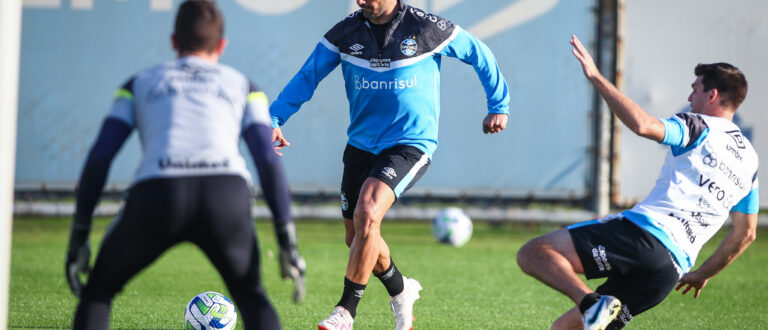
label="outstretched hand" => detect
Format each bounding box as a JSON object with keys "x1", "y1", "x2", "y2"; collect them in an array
[
  {"x1": 570, "y1": 35, "x2": 600, "y2": 80},
  {"x1": 272, "y1": 127, "x2": 290, "y2": 157},
  {"x1": 676, "y1": 271, "x2": 709, "y2": 298},
  {"x1": 482, "y1": 113, "x2": 508, "y2": 134}
]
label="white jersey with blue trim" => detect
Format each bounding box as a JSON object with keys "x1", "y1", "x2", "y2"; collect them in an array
[
  {"x1": 107, "y1": 56, "x2": 271, "y2": 184},
  {"x1": 622, "y1": 113, "x2": 759, "y2": 272}
]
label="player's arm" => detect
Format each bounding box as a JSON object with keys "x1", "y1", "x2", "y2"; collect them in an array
[
  {"x1": 676, "y1": 211, "x2": 757, "y2": 298},
  {"x1": 437, "y1": 27, "x2": 510, "y2": 134},
  {"x1": 243, "y1": 87, "x2": 306, "y2": 302},
  {"x1": 677, "y1": 183, "x2": 759, "y2": 298},
  {"x1": 66, "y1": 118, "x2": 132, "y2": 297},
  {"x1": 570, "y1": 35, "x2": 665, "y2": 142},
  {"x1": 67, "y1": 79, "x2": 135, "y2": 297},
  {"x1": 269, "y1": 39, "x2": 341, "y2": 154},
  {"x1": 242, "y1": 122, "x2": 306, "y2": 302}
]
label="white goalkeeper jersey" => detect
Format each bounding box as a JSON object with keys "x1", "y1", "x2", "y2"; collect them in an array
[
  {"x1": 623, "y1": 113, "x2": 759, "y2": 273},
  {"x1": 106, "y1": 55, "x2": 271, "y2": 184}
]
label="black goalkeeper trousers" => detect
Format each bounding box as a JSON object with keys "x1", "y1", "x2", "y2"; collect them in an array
[{"x1": 73, "y1": 175, "x2": 280, "y2": 330}]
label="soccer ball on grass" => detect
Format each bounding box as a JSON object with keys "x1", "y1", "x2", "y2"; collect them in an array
[
  {"x1": 431, "y1": 207, "x2": 473, "y2": 247},
  {"x1": 184, "y1": 291, "x2": 237, "y2": 330}
]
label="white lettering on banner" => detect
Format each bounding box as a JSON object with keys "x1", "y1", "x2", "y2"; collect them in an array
[
  {"x1": 22, "y1": 0, "x2": 60, "y2": 8},
  {"x1": 24, "y1": 0, "x2": 559, "y2": 37},
  {"x1": 150, "y1": 0, "x2": 172, "y2": 11},
  {"x1": 70, "y1": 0, "x2": 92, "y2": 10},
  {"x1": 349, "y1": 0, "x2": 560, "y2": 40},
  {"x1": 23, "y1": 0, "x2": 311, "y2": 13},
  {"x1": 232, "y1": 0, "x2": 310, "y2": 15},
  {"x1": 23, "y1": 0, "x2": 176, "y2": 10},
  {"x1": 466, "y1": 0, "x2": 559, "y2": 40}
]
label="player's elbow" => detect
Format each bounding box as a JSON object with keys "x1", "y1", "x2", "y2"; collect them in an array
[
  {"x1": 631, "y1": 118, "x2": 663, "y2": 141},
  {"x1": 743, "y1": 229, "x2": 757, "y2": 245}
]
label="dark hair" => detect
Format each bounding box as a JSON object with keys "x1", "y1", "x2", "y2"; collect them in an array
[
  {"x1": 694, "y1": 63, "x2": 747, "y2": 109},
  {"x1": 174, "y1": 0, "x2": 224, "y2": 53}
]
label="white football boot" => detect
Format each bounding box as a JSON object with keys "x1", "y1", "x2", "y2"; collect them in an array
[
  {"x1": 318, "y1": 306, "x2": 354, "y2": 330},
  {"x1": 390, "y1": 277, "x2": 423, "y2": 330},
  {"x1": 582, "y1": 295, "x2": 622, "y2": 330}
]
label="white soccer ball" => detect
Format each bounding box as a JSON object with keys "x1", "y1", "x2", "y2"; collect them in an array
[
  {"x1": 184, "y1": 291, "x2": 237, "y2": 330},
  {"x1": 432, "y1": 207, "x2": 473, "y2": 247}
]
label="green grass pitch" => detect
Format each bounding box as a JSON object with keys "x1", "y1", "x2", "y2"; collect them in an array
[{"x1": 8, "y1": 217, "x2": 768, "y2": 329}]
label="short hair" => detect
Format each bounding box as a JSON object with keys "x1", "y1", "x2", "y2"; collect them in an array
[
  {"x1": 694, "y1": 63, "x2": 748, "y2": 109},
  {"x1": 174, "y1": 0, "x2": 224, "y2": 53}
]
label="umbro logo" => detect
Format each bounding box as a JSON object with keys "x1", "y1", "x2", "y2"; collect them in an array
[
  {"x1": 726, "y1": 130, "x2": 746, "y2": 149},
  {"x1": 381, "y1": 167, "x2": 397, "y2": 180},
  {"x1": 349, "y1": 43, "x2": 365, "y2": 55}
]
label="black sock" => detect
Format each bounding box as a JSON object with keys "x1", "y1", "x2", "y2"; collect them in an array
[
  {"x1": 579, "y1": 292, "x2": 602, "y2": 314},
  {"x1": 374, "y1": 258, "x2": 404, "y2": 297},
  {"x1": 336, "y1": 277, "x2": 366, "y2": 318}
]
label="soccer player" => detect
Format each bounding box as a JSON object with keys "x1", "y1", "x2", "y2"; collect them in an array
[
  {"x1": 64, "y1": 1, "x2": 305, "y2": 329},
  {"x1": 516, "y1": 35, "x2": 759, "y2": 329},
  {"x1": 270, "y1": 0, "x2": 510, "y2": 329}
]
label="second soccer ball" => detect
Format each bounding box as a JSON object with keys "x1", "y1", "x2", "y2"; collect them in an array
[{"x1": 432, "y1": 207, "x2": 473, "y2": 247}]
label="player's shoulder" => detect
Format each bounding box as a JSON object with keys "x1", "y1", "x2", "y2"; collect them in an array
[
  {"x1": 401, "y1": 4, "x2": 457, "y2": 35},
  {"x1": 215, "y1": 62, "x2": 249, "y2": 85},
  {"x1": 701, "y1": 114, "x2": 759, "y2": 162},
  {"x1": 325, "y1": 10, "x2": 366, "y2": 44},
  {"x1": 126, "y1": 61, "x2": 174, "y2": 89}
]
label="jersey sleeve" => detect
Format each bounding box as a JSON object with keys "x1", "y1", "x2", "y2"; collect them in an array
[
  {"x1": 436, "y1": 26, "x2": 510, "y2": 114},
  {"x1": 107, "y1": 77, "x2": 136, "y2": 128},
  {"x1": 663, "y1": 113, "x2": 710, "y2": 155},
  {"x1": 732, "y1": 172, "x2": 760, "y2": 214},
  {"x1": 269, "y1": 37, "x2": 341, "y2": 128},
  {"x1": 242, "y1": 81, "x2": 271, "y2": 130}
]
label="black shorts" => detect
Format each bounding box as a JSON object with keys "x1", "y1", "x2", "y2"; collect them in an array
[
  {"x1": 84, "y1": 175, "x2": 266, "y2": 305},
  {"x1": 568, "y1": 216, "x2": 683, "y2": 326},
  {"x1": 340, "y1": 144, "x2": 430, "y2": 219}
]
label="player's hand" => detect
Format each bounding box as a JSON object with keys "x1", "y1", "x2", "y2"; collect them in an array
[
  {"x1": 570, "y1": 35, "x2": 600, "y2": 80},
  {"x1": 279, "y1": 247, "x2": 307, "y2": 303},
  {"x1": 482, "y1": 113, "x2": 508, "y2": 134},
  {"x1": 272, "y1": 127, "x2": 290, "y2": 157},
  {"x1": 676, "y1": 271, "x2": 709, "y2": 298},
  {"x1": 275, "y1": 222, "x2": 306, "y2": 302},
  {"x1": 65, "y1": 223, "x2": 91, "y2": 298}
]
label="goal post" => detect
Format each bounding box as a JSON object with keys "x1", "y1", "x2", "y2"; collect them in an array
[{"x1": 0, "y1": 0, "x2": 22, "y2": 328}]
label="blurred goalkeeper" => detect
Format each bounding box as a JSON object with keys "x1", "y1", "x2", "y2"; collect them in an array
[
  {"x1": 517, "y1": 35, "x2": 758, "y2": 329},
  {"x1": 65, "y1": 1, "x2": 305, "y2": 329}
]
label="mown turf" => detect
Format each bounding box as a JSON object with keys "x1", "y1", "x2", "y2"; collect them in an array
[{"x1": 8, "y1": 217, "x2": 768, "y2": 329}]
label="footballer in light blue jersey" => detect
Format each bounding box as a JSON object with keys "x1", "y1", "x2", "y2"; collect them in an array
[
  {"x1": 270, "y1": 1, "x2": 510, "y2": 328},
  {"x1": 270, "y1": 2, "x2": 509, "y2": 157}
]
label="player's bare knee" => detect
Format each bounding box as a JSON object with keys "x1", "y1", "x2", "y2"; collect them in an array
[
  {"x1": 516, "y1": 240, "x2": 537, "y2": 273},
  {"x1": 517, "y1": 237, "x2": 550, "y2": 273},
  {"x1": 353, "y1": 215, "x2": 381, "y2": 241}
]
